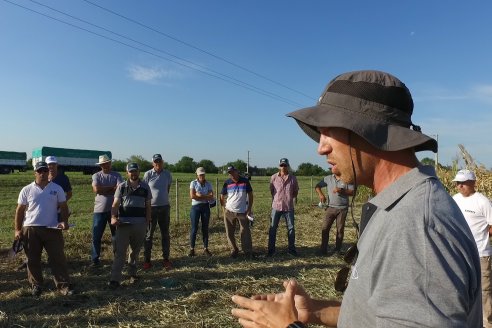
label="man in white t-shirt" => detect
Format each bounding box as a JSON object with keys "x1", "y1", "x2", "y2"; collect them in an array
[{"x1": 453, "y1": 169, "x2": 492, "y2": 328}]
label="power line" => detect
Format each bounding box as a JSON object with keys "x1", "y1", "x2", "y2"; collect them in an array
[
  {"x1": 3, "y1": 0, "x2": 307, "y2": 107},
  {"x1": 24, "y1": 0, "x2": 305, "y2": 107},
  {"x1": 81, "y1": 0, "x2": 316, "y2": 101}
]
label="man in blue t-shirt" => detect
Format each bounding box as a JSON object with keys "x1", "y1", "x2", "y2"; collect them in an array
[{"x1": 220, "y1": 165, "x2": 254, "y2": 259}]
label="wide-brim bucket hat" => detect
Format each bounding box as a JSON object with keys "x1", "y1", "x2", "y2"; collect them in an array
[{"x1": 287, "y1": 70, "x2": 437, "y2": 153}]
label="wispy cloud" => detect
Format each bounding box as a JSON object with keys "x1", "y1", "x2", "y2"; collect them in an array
[
  {"x1": 127, "y1": 64, "x2": 183, "y2": 84},
  {"x1": 470, "y1": 84, "x2": 492, "y2": 104}
]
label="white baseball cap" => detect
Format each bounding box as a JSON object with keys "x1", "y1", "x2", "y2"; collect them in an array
[
  {"x1": 452, "y1": 169, "x2": 476, "y2": 182},
  {"x1": 45, "y1": 156, "x2": 58, "y2": 164}
]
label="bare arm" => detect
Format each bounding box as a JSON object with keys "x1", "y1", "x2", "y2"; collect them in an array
[
  {"x1": 232, "y1": 280, "x2": 341, "y2": 328},
  {"x1": 14, "y1": 204, "x2": 26, "y2": 240},
  {"x1": 93, "y1": 184, "x2": 117, "y2": 195},
  {"x1": 110, "y1": 197, "x2": 121, "y2": 226},
  {"x1": 65, "y1": 190, "x2": 73, "y2": 202},
  {"x1": 315, "y1": 187, "x2": 327, "y2": 204},
  {"x1": 57, "y1": 202, "x2": 69, "y2": 229}
]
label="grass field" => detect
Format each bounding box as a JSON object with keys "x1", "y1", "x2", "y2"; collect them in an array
[{"x1": 0, "y1": 171, "x2": 361, "y2": 327}]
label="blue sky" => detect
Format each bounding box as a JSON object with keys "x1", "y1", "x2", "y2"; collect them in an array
[{"x1": 1, "y1": 0, "x2": 491, "y2": 170}]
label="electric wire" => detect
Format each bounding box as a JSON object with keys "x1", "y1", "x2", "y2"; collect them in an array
[
  {"x1": 25, "y1": 0, "x2": 305, "y2": 107},
  {"x1": 81, "y1": 0, "x2": 317, "y2": 101},
  {"x1": 3, "y1": 0, "x2": 307, "y2": 107}
]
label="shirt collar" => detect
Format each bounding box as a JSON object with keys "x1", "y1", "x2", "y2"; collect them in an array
[{"x1": 369, "y1": 165, "x2": 437, "y2": 211}]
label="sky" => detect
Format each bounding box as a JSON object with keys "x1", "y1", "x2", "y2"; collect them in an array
[{"x1": 1, "y1": 0, "x2": 491, "y2": 170}]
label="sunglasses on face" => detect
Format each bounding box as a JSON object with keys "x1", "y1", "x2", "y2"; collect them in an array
[
  {"x1": 279, "y1": 164, "x2": 287, "y2": 167},
  {"x1": 334, "y1": 244, "x2": 358, "y2": 292},
  {"x1": 36, "y1": 168, "x2": 49, "y2": 173}
]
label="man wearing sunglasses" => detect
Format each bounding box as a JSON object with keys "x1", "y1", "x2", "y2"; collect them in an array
[
  {"x1": 453, "y1": 169, "x2": 492, "y2": 328},
  {"x1": 14, "y1": 161, "x2": 74, "y2": 297},
  {"x1": 232, "y1": 70, "x2": 481, "y2": 327}
]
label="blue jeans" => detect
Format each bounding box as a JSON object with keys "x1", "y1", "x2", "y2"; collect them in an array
[
  {"x1": 91, "y1": 211, "x2": 116, "y2": 263},
  {"x1": 268, "y1": 209, "x2": 295, "y2": 253},
  {"x1": 189, "y1": 203, "x2": 210, "y2": 249},
  {"x1": 144, "y1": 205, "x2": 171, "y2": 262}
]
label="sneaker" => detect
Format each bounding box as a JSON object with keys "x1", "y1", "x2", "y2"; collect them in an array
[
  {"x1": 230, "y1": 249, "x2": 239, "y2": 259},
  {"x1": 31, "y1": 285, "x2": 42, "y2": 297},
  {"x1": 188, "y1": 249, "x2": 195, "y2": 257},
  {"x1": 90, "y1": 260, "x2": 100, "y2": 268},
  {"x1": 59, "y1": 285, "x2": 75, "y2": 296},
  {"x1": 129, "y1": 275, "x2": 140, "y2": 284},
  {"x1": 203, "y1": 249, "x2": 212, "y2": 257},
  {"x1": 143, "y1": 262, "x2": 152, "y2": 270},
  {"x1": 163, "y1": 259, "x2": 173, "y2": 271},
  {"x1": 107, "y1": 281, "x2": 120, "y2": 289}
]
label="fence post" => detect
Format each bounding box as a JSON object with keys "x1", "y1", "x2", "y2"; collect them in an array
[
  {"x1": 216, "y1": 177, "x2": 220, "y2": 218},
  {"x1": 310, "y1": 176, "x2": 313, "y2": 204},
  {"x1": 175, "y1": 179, "x2": 179, "y2": 223}
]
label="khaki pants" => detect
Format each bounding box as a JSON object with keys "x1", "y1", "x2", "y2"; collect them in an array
[
  {"x1": 223, "y1": 209, "x2": 252, "y2": 254},
  {"x1": 110, "y1": 223, "x2": 147, "y2": 283},
  {"x1": 23, "y1": 226, "x2": 70, "y2": 289},
  {"x1": 481, "y1": 256, "x2": 492, "y2": 328}
]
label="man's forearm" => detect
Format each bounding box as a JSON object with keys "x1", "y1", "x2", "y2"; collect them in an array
[{"x1": 308, "y1": 299, "x2": 341, "y2": 327}]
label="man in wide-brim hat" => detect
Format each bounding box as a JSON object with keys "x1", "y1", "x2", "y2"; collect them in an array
[{"x1": 232, "y1": 70, "x2": 482, "y2": 328}]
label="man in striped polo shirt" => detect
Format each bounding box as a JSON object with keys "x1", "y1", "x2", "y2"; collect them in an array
[{"x1": 220, "y1": 166, "x2": 254, "y2": 259}]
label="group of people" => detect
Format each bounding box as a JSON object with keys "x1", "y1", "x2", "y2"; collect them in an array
[{"x1": 11, "y1": 69, "x2": 492, "y2": 326}]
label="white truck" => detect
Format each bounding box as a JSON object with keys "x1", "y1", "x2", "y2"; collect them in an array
[
  {"x1": 32, "y1": 146, "x2": 112, "y2": 175},
  {"x1": 0, "y1": 151, "x2": 27, "y2": 174}
]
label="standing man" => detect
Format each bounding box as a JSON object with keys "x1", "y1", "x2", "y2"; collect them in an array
[
  {"x1": 453, "y1": 169, "x2": 492, "y2": 328},
  {"x1": 315, "y1": 172, "x2": 354, "y2": 255},
  {"x1": 46, "y1": 156, "x2": 72, "y2": 202},
  {"x1": 268, "y1": 158, "x2": 299, "y2": 257},
  {"x1": 142, "y1": 154, "x2": 173, "y2": 270},
  {"x1": 232, "y1": 70, "x2": 481, "y2": 327},
  {"x1": 14, "y1": 161, "x2": 74, "y2": 296},
  {"x1": 91, "y1": 154, "x2": 123, "y2": 266},
  {"x1": 220, "y1": 165, "x2": 254, "y2": 258},
  {"x1": 108, "y1": 163, "x2": 151, "y2": 288}
]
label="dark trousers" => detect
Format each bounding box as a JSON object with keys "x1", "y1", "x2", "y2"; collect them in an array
[
  {"x1": 144, "y1": 205, "x2": 170, "y2": 262},
  {"x1": 23, "y1": 226, "x2": 70, "y2": 289},
  {"x1": 91, "y1": 211, "x2": 116, "y2": 263},
  {"x1": 189, "y1": 203, "x2": 211, "y2": 249},
  {"x1": 321, "y1": 207, "x2": 348, "y2": 253}
]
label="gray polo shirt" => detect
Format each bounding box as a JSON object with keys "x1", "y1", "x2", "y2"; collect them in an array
[
  {"x1": 338, "y1": 166, "x2": 481, "y2": 327},
  {"x1": 143, "y1": 168, "x2": 172, "y2": 207},
  {"x1": 316, "y1": 175, "x2": 352, "y2": 208},
  {"x1": 92, "y1": 170, "x2": 123, "y2": 213},
  {"x1": 114, "y1": 180, "x2": 151, "y2": 225}
]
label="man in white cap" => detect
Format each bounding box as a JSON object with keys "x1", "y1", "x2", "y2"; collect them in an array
[
  {"x1": 90, "y1": 154, "x2": 123, "y2": 266},
  {"x1": 14, "y1": 161, "x2": 74, "y2": 296},
  {"x1": 453, "y1": 169, "x2": 492, "y2": 328},
  {"x1": 232, "y1": 70, "x2": 481, "y2": 327},
  {"x1": 46, "y1": 156, "x2": 72, "y2": 202}
]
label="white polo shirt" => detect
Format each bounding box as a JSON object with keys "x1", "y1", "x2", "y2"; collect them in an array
[
  {"x1": 453, "y1": 192, "x2": 492, "y2": 257},
  {"x1": 18, "y1": 181, "x2": 66, "y2": 228}
]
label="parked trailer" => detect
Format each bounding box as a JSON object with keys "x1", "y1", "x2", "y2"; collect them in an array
[
  {"x1": 0, "y1": 151, "x2": 27, "y2": 174},
  {"x1": 32, "y1": 147, "x2": 112, "y2": 175}
]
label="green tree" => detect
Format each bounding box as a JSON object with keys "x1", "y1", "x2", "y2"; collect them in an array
[
  {"x1": 420, "y1": 157, "x2": 436, "y2": 166},
  {"x1": 175, "y1": 156, "x2": 196, "y2": 173},
  {"x1": 197, "y1": 159, "x2": 218, "y2": 173},
  {"x1": 295, "y1": 162, "x2": 327, "y2": 176},
  {"x1": 111, "y1": 159, "x2": 126, "y2": 172}
]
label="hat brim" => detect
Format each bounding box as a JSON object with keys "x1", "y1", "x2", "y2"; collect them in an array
[
  {"x1": 287, "y1": 104, "x2": 437, "y2": 153},
  {"x1": 96, "y1": 160, "x2": 112, "y2": 165}
]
